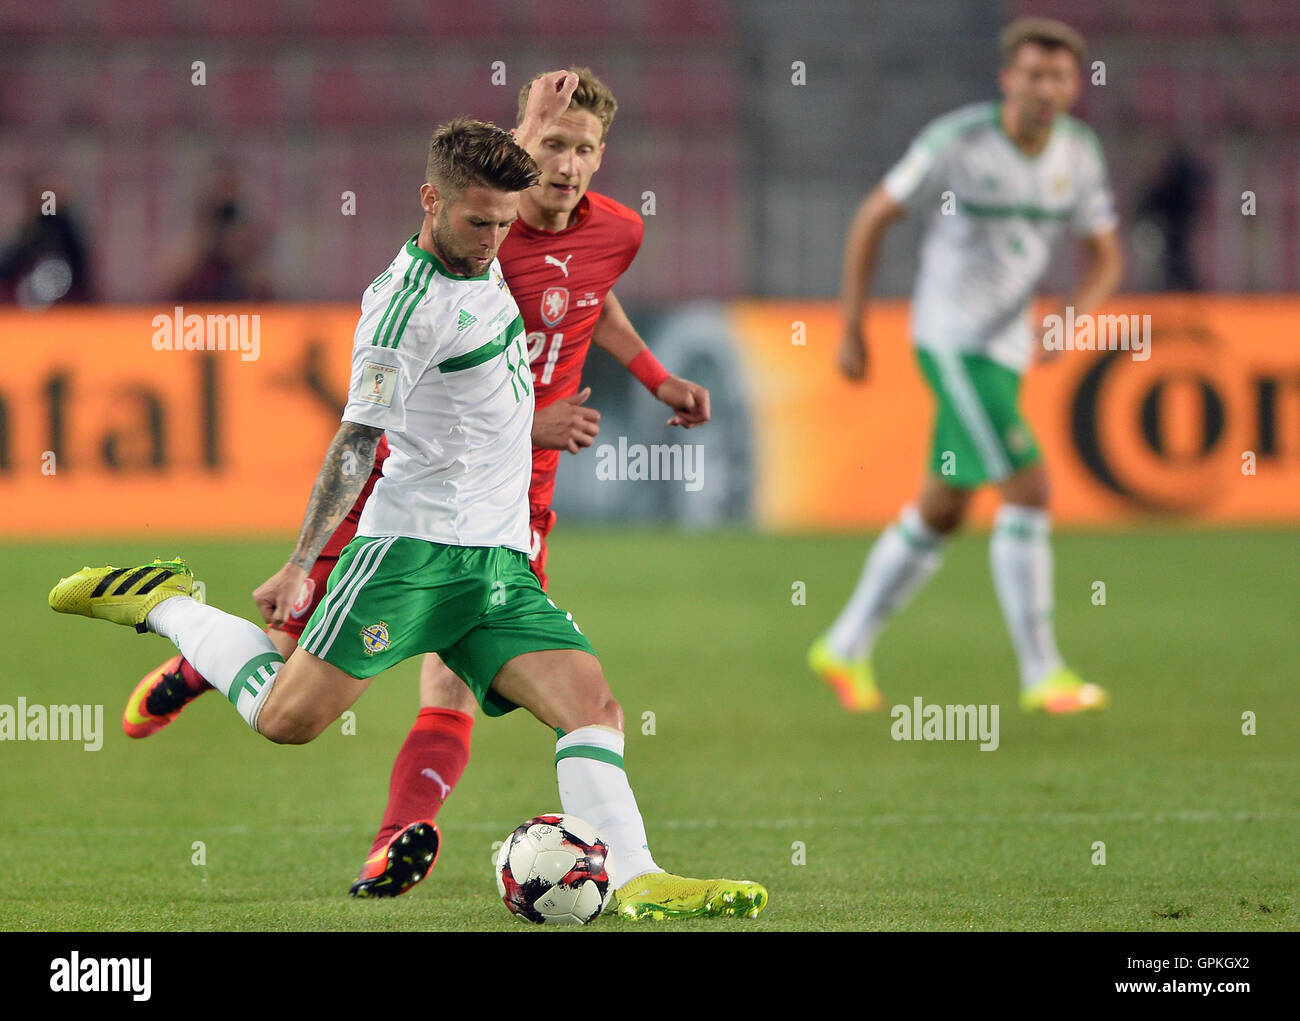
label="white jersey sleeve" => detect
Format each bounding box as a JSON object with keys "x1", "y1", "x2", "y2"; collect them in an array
[
  {"x1": 342, "y1": 261, "x2": 445, "y2": 433},
  {"x1": 881, "y1": 131, "x2": 948, "y2": 211},
  {"x1": 1069, "y1": 127, "x2": 1119, "y2": 237},
  {"x1": 882, "y1": 104, "x2": 996, "y2": 211}
]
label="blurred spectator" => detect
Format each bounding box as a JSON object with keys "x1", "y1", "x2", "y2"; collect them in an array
[
  {"x1": 163, "y1": 162, "x2": 273, "y2": 301},
  {"x1": 0, "y1": 174, "x2": 93, "y2": 306},
  {"x1": 1135, "y1": 146, "x2": 1210, "y2": 291}
]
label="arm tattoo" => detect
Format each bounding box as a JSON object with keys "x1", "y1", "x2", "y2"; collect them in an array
[{"x1": 289, "y1": 422, "x2": 383, "y2": 571}]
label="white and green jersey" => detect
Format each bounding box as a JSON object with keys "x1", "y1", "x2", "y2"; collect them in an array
[
  {"x1": 342, "y1": 236, "x2": 533, "y2": 552},
  {"x1": 882, "y1": 101, "x2": 1117, "y2": 372}
]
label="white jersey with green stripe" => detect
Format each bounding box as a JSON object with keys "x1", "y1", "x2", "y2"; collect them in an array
[
  {"x1": 882, "y1": 101, "x2": 1117, "y2": 372},
  {"x1": 341, "y1": 235, "x2": 533, "y2": 552}
]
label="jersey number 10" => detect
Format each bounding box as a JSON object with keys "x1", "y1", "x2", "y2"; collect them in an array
[{"x1": 526, "y1": 331, "x2": 563, "y2": 386}]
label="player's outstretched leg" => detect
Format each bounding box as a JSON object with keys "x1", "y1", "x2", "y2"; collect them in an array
[
  {"x1": 809, "y1": 502, "x2": 947, "y2": 711},
  {"x1": 51, "y1": 558, "x2": 287, "y2": 731},
  {"x1": 51, "y1": 557, "x2": 370, "y2": 742},
  {"x1": 350, "y1": 654, "x2": 476, "y2": 898},
  {"x1": 489, "y1": 649, "x2": 768, "y2": 922}
]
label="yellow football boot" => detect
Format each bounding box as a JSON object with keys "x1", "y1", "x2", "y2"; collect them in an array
[
  {"x1": 49, "y1": 558, "x2": 201, "y2": 633},
  {"x1": 807, "y1": 634, "x2": 884, "y2": 712},
  {"x1": 1020, "y1": 667, "x2": 1110, "y2": 714},
  {"x1": 615, "y1": 871, "x2": 769, "y2": 921}
]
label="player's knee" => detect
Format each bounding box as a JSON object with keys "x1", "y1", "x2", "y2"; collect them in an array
[
  {"x1": 257, "y1": 717, "x2": 313, "y2": 745},
  {"x1": 1001, "y1": 465, "x2": 1050, "y2": 508},
  {"x1": 1031, "y1": 471, "x2": 1050, "y2": 506},
  {"x1": 928, "y1": 508, "x2": 963, "y2": 534},
  {"x1": 919, "y1": 481, "x2": 971, "y2": 535},
  {"x1": 1022, "y1": 482, "x2": 1049, "y2": 508},
  {"x1": 591, "y1": 692, "x2": 623, "y2": 731},
  {"x1": 920, "y1": 499, "x2": 966, "y2": 535},
  {"x1": 256, "y1": 700, "x2": 326, "y2": 745},
  {"x1": 567, "y1": 686, "x2": 622, "y2": 732}
]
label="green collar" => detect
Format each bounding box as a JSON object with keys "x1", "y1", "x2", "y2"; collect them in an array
[{"x1": 405, "y1": 235, "x2": 491, "y2": 281}]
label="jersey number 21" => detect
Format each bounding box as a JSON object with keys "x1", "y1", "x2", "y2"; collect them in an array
[{"x1": 526, "y1": 331, "x2": 563, "y2": 386}]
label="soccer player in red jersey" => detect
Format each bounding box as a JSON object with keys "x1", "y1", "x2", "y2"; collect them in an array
[{"x1": 122, "y1": 68, "x2": 712, "y2": 899}]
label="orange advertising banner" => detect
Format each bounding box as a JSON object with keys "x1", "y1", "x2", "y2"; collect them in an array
[
  {"x1": 729, "y1": 296, "x2": 1300, "y2": 528},
  {"x1": 0, "y1": 298, "x2": 1296, "y2": 537},
  {"x1": 0, "y1": 305, "x2": 359, "y2": 536}
]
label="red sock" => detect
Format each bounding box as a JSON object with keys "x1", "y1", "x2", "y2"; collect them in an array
[
  {"x1": 177, "y1": 657, "x2": 211, "y2": 693},
  {"x1": 368, "y1": 708, "x2": 474, "y2": 856}
]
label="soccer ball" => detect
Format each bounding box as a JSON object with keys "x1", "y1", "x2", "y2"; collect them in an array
[{"x1": 495, "y1": 814, "x2": 611, "y2": 925}]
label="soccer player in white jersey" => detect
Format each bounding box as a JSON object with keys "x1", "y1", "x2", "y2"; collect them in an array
[
  {"x1": 49, "y1": 72, "x2": 766, "y2": 921},
  {"x1": 808, "y1": 18, "x2": 1123, "y2": 714}
]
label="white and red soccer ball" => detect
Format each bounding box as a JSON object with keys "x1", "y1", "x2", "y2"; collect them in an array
[{"x1": 495, "y1": 814, "x2": 611, "y2": 925}]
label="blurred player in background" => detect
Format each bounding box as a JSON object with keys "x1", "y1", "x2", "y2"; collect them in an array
[
  {"x1": 808, "y1": 17, "x2": 1123, "y2": 714},
  {"x1": 120, "y1": 68, "x2": 713, "y2": 900}
]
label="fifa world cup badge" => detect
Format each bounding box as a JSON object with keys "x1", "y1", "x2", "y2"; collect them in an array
[{"x1": 360, "y1": 362, "x2": 398, "y2": 407}]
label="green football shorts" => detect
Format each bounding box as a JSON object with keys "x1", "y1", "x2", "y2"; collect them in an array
[
  {"x1": 298, "y1": 536, "x2": 595, "y2": 716},
  {"x1": 914, "y1": 347, "x2": 1041, "y2": 487}
]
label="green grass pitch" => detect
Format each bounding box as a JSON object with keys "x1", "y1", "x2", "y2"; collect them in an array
[{"x1": 0, "y1": 528, "x2": 1295, "y2": 931}]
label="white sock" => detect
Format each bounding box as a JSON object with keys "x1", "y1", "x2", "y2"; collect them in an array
[
  {"x1": 146, "y1": 596, "x2": 284, "y2": 730},
  {"x1": 555, "y1": 725, "x2": 660, "y2": 890},
  {"x1": 989, "y1": 504, "x2": 1065, "y2": 688},
  {"x1": 827, "y1": 505, "x2": 945, "y2": 659}
]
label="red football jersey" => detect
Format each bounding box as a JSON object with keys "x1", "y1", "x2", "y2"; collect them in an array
[{"x1": 496, "y1": 190, "x2": 644, "y2": 508}]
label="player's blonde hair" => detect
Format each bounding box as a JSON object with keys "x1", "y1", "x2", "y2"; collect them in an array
[
  {"x1": 516, "y1": 66, "x2": 618, "y2": 141},
  {"x1": 425, "y1": 117, "x2": 540, "y2": 197},
  {"x1": 999, "y1": 16, "x2": 1085, "y2": 68}
]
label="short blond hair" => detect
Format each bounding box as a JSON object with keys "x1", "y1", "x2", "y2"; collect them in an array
[
  {"x1": 516, "y1": 66, "x2": 618, "y2": 141},
  {"x1": 1000, "y1": 16, "x2": 1085, "y2": 67}
]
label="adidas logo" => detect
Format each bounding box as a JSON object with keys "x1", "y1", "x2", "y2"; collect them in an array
[{"x1": 456, "y1": 309, "x2": 477, "y2": 331}]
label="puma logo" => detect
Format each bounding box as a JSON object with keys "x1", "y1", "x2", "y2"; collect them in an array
[
  {"x1": 544, "y1": 253, "x2": 573, "y2": 278},
  {"x1": 420, "y1": 767, "x2": 451, "y2": 800}
]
